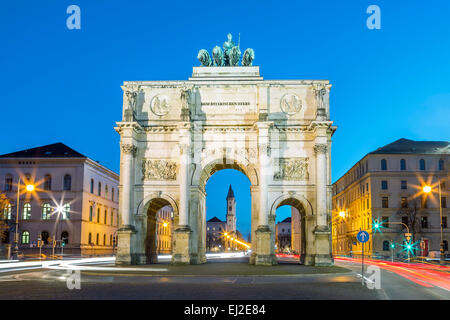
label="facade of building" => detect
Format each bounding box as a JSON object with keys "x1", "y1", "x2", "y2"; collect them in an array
[
  {"x1": 156, "y1": 205, "x2": 173, "y2": 254},
  {"x1": 275, "y1": 217, "x2": 292, "y2": 253},
  {"x1": 0, "y1": 143, "x2": 119, "y2": 256},
  {"x1": 332, "y1": 138, "x2": 449, "y2": 259},
  {"x1": 116, "y1": 36, "x2": 336, "y2": 266},
  {"x1": 206, "y1": 185, "x2": 244, "y2": 252}
]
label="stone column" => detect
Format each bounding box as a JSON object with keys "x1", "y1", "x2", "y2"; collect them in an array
[
  {"x1": 116, "y1": 143, "x2": 137, "y2": 265},
  {"x1": 314, "y1": 143, "x2": 328, "y2": 227},
  {"x1": 313, "y1": 142, "x2": 333, "y2": 266},
  {"x1": 255, "y1": 122, "x2": 276, "y2": 265},
  {"x1": 172, "y1": 123, "x2": 192, "y2": 264}
]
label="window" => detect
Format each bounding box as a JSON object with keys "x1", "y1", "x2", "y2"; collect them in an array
[
  {"x1": 381, "y1": 216, "x2": 389, "y2": 228},
  {"x1": 402, "y1": 216, "x2": 408, "y2": 229},
  {"x1": 41, "y1": 231, "x2": 50, "y2": 244},
  {"x1": 381, "y1": 159, "x2": 387, "y2": 170},
  {"x1": 442, "y1": 197, "x2": 447, "y2": 209},
  {"x1": 400, "y1": 159, "x2": 406, "y2": 171},
  {"x1": 383, "y1": 240, "x2": 390, "y2": 251},
  {"x1": 438, "y1": 159, "x2": 444, "y2": 171},
  {"x1": 21, "y1": 231, "x2": 30, "y2": 244},
  {"x1": 105, "y1": 185, "x2": 108, "y2": 198},
  {"x1": 4, "y1": 174, "x2": 12, "y2": 191},
  {"x1": 23, "y1": 203, "x2": 31, "y2": 220},
  {"x1": 419, "y1": 159, "x2": 425, "y2": 171},
  {"x1": 381, "y1": 180, "x2": 388, "y2": 190},
  {"x1": 88, "y1": 233, "x2": 92, "y2": 244},
  {"x1": 443, "y1": 217, "x2": 447, "y2": 228},
  {"x1": 444, "y1": 240, "x2": 448, "y2": 251},
  {"x1": 98, "y1": 182, "x2": 101, "y2": 196},
  {"x1": 97, "y1": 208, "x2": 100, "y2": 223},
  {"x1": 3, "y1": 203, "x2": 12, "y2": 219},
  {"x1": 62, "y1": 203, "x2": 70, "y2": 220},
  {"x1": 401, "y1": 197, "x2": 408, "y2": 208},
  {"x1": 110, "y1": 234, "x2": 113, "y2": 246},
  {"x1": 420, "y1": 216, "x2": 428, "y2": 228},
  {"x1": 96, "y1": 233, "x2": 99, "y2": 245},
  {"x1": 63, "y1": 174, "x2": 71, "y2": 191},
  {"x1": 103, "y1": 234, "x2": 106, "y2": 246},
  {"x1": 42, "y1": 203, "x2": 51, "y2": 220},
  {"x1": 43, "y1": 174, "x2": 52, "y2": 190},
  {"x1": 112, "y1": 188, "x2": 115, "y2": 201},
  {"x1": 382, "y1": 197, "x2": 389, "y2": 208},
  {"x1": 90, "y1": 179, "x2": 94, "y2": 193},
  {"x1": 104, "y1": 209, "x2": 107, "y2": 224},
  {"x1": 61, "y1": 231, "x2": 69, "y2": 244},
  {"x1": 111, "y1": 209, "x2": 114, "y2": 225},
  {"x1": 89, "y1": 206, "x2": 93, "y2": 221},
  {"x1": 400, "y1": 180, "x2": 407, "y2": 190}
]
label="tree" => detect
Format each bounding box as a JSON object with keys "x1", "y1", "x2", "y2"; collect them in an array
[{"x1": 397, "y1": 198, "x2": 422, "y2": 254}]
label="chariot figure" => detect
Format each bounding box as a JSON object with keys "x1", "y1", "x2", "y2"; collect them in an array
[{"x1": 223, "y1": 33, "x2": 241, "y2": 66}]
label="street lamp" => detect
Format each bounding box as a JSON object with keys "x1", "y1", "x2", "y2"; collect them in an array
[
  {"x1": 423, "y1": 183, "x2": 445, "y2": 265},
  {"x1": 12, "y1": 178, "x2": 35, "y2": 260}
]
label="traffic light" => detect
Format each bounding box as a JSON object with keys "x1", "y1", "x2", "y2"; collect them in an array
[
  {"x1": 390, "y1": 241, "x2": 395, "y2": 249},
  {"x1": 372, "y1": 218, "x2": 385, "y2": 233}
]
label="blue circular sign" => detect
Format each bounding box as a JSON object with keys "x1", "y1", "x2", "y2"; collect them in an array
[{"x1": 357, "y1": 230, "x2": 369, "y2": 243}]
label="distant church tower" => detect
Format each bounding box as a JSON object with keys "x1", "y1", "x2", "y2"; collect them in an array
[{"x1": 226, "y1": 185, "x2": 236, "y2": 233}]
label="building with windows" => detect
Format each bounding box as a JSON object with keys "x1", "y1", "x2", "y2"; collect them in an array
[
  {"x1": 275, "y1": 217, "x2": 292, "y2": 253},
  {"x1": 206, "y1": 185, "x2": 245, "y2": 252},
  {"x1": 332, "y1": 138, "x2": 449, "y2": 259},
  {"x1": 156, "y1": 205, "x2": 173, "y2": 254},
  {"x1": 0, "y1": 143, "x2": 119, "y2": 256}
]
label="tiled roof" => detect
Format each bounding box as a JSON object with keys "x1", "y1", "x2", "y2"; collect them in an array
[
  {"x1": 369, "y1": 138, "x2": 450, "y2": 155},
  {"x1": 0, "y1": 143, "x2": 87, "y2": 158}
]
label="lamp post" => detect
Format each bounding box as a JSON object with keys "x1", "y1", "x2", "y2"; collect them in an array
[
  {"x1": 423, "y1": 182, "x2": 445, "y2": 265},
  {"x1": 12, "y1": 178, "x2": 34, "y2": 260}
]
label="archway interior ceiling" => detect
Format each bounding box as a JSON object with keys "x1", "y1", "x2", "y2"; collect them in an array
[
  {"x1": 276, "y1": 198, "x2": 306, "y2": 215},
  {"x1": 146, "y1": 198, "x2": 171, "y2": 217}
]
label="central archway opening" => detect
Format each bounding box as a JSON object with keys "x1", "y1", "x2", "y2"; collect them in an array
[
  {"x1": 145, "y1": 198, "x2": 174, "y2": 264},
  {"x1": 274, "y1": 198, "x2": 307, "y2": 265},
  {"x1": 204, "y1": 168, "x2": 252, "y2": 263}
]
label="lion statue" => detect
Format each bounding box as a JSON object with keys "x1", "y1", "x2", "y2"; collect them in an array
[
  {"x1": 212, "y1": 46, "x2": 224, "y2": 66},
  {"x1": 197, "y1": 49, "x2": 212, "y2": 66},
  {"x1": 229, "y1": 46, "x2": 241, "y2": 66},
  {"x1": 241, "y1": 48, "x2": 255, "y2": 66}
]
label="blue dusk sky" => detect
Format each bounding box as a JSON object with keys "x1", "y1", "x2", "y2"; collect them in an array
[{"x1": 1, "y1": 1, "x2": 449, "y2": 239}]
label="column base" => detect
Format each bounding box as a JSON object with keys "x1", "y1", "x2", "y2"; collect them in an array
[
  {"x1": 116, "y1": 227, "x2": 137, "y2": 265},
  {"x1": 171, "y1": 226, "x2": 192, "y2": 265},
  {"x1": 313, "y1": 225, "x2": 333, "y2": 266},
  {"x1": 254, "y1": 225, "x2": 277, "y2": 266}
]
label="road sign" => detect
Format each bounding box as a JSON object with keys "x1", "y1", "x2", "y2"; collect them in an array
[
  {"x1": 405, "y1": 233, "x2": 412, "y2": 241},
  {"x1": 357, "y1": 230, "x2": 369, "y2": 243}
]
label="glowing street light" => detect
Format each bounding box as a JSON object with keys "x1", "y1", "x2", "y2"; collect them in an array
[
  {"x1": 25, "y1": 184, "x2": 35, "y2": 192},
  {"x1": 422, "y1": 183, "x2": 445, "y2": 264},
  {"x1": 422, "y1": 185, "x2": 432, "y2": 194},
  {"x1": 339, "y1": 211, "x2": 346, "y2": 218}
]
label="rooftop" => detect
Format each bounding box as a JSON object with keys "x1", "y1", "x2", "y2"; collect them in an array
[
  {"x1": 369, "y1": 138, "x2": 450, "y2": 155},
  {"x1": 0, "y1": 143, "x2": 87, "y2": 158}
]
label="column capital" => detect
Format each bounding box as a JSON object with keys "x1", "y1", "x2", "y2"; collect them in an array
[
  {"x1": 121, "y1": 144, "x2": 137, "y2": 157},
  {"x1": 314, "y1": 143, "x2": 328, "y2": 154}
]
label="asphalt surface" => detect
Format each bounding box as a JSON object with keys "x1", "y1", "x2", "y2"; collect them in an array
[{"x1": 0, "y1": 256, "x2": 447, "y2": 300}]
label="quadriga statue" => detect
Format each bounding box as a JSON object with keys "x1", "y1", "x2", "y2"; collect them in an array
[
  {"x1": 197, "y1": 49, "x2": 212, "y2": 66},
  {"x1": 229, "y1": 46, "x2": 241, "y2": 66},
  {"x1": 241, "y1": 48, "x2": 255, "y2": 66},
  {"x1": 212, "y1": 46, "x2": 224, "y2": 66}
]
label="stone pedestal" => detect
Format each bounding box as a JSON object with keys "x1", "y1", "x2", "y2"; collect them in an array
[
  {"x1": 255, "y1": 226, "x2": 277, "y2": 265},
  {"x1": 116, "y1": 227, "x2": 136, "y2": 265},
  {"x1": 172, "y1": 226, "x2": 192, "y2": 265},
  {"x1": 313, "y1": 226, "x2": 333, "y2": 266}
]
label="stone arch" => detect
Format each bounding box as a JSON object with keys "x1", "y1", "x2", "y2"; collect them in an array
[
  {"x1": 136, "y1": 193, "x2": 178, "y2": 264},
  {"x1": 270, "y1": 193, "x2": 314, "y2": 265},
  {"x1": 196, "y1": 156, "x2": 258, "y2": 191},
  {"x1": 136, "y1": 192, "x2": 179, "y2": 218},
  {"x1": 269, "y1": 193, "x2": 313, "y2": 218}
]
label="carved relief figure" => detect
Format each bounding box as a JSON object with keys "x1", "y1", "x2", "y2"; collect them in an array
[
  {"x1": 274, "y1": 158, "x2": 309, "y2": 181},
  {"x1": 280, "y1": 94, "x2": 302, "y2": 115},
  {"x1": 142, "y1": 159, "x2": 177, "y2": 181},
  {"x1": 151, "y1": 95, "x2": 170, "y2": 116}
]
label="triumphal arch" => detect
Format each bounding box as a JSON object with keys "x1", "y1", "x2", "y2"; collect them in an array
[{"x1": 115, "y1": 35, "x2": 336, "y2": 266}]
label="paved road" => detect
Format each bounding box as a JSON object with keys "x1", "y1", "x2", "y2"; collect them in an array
[
  {"x1": 0, "y1": 256, "x2": 447, "y2": 300},
  {"x1": 334, "y1": 258, "x2": 450, "y2": 300}
]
